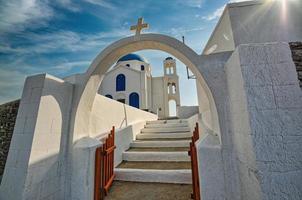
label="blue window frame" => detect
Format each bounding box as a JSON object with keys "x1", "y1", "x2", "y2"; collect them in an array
[
  {"x1": 129, "y1": 92, "x2": 139, "y2": 108},
  {"x1": 116, "y1": 74, "x2": 126, "y2": 91},
  {"x1": 105, "y1": 94, "x2": 113, "y2": 99}
]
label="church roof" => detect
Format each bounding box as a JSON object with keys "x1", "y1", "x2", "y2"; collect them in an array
[{"x1": 117, "y1": 53, "x2": 147, "y2": 63}]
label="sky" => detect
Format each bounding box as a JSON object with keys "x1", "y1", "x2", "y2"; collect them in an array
[{"x1": 0, "y1": 0, "x2": 250, "y2": 105}]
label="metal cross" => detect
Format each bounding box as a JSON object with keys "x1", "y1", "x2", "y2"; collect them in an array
[{"x1": 130, "y1": 17, "x2": 149, "y2": 36}]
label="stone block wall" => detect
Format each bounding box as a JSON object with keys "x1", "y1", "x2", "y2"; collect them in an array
[
  {"x1": 0, "y1": 100, "x2": 20, "y2": 176},
  {"x1": 289, "y1": 42, "x2": 302, "y2": 87}
]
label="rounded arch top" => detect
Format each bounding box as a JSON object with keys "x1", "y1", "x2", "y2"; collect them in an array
[
  {"x1": 72, "y1": 33, "x2": 221, "y2": 143},
  {"x1": 85, "y1": 34, "x2": 200, "y2": 78}
]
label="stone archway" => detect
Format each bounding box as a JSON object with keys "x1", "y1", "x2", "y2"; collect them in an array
[
  {"x1": 68, "y1": 33, "x2": 233, "y2": 200},
  {"x1": 70, "y1": 33, "x2": 221, "y2": 142}
]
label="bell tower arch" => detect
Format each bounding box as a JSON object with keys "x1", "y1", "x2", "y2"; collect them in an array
[{"x1": 163, "y1": 57, "x2": 180, "y2": 118}]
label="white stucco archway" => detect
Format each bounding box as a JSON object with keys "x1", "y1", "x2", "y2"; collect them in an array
[{"x1": 70, "y1": 34, "x2": 221, "y2": 143}]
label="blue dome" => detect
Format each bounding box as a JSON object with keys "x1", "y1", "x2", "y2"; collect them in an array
[{"x1": 118, "y1": 54, "x2": 146, "y2": 63}]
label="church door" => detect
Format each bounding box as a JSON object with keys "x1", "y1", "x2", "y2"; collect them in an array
[{"x1": 129, "y1": 92, "x2": 139, "y2": 108}]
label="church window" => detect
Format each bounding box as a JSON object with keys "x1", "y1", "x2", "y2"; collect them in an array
[
  {"x1": 116, "y1": 74, "x2": 126, "y2": 91},
  {"x1": 167, "y1": 83, "x2": 171, "y2": 94},
  {"x1": 141, "y1": 65, "x2": 145, "y2": 71},
  {"x1": 105, "y1": 94, "x2": 113, "y2": 99},
  {"x1": 170, "y1": 67, "x2": 174, "y2": 74},
  {"x1": 126, "y1": 64, "x2": 130, "y2": 67},
  {"x1": 129, "y1": 92, "x2": 139, "y2": 108},
  {"x1": 172, "y1": 84, "x2": 176, "y2": 94},
  {"x1": 165, "y1": 67, "x2": 169, "y2": 74}
]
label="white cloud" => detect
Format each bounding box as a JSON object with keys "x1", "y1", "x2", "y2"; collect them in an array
[
  {"x1": 54, "y1": 0, "x2": 81, "y2": 12},
  {"x1": 50, "y1": 60, "x2": 91, "y2": 71},
  {"x1": 166, "y1": 27, "x2": 205, "y2": 37},
  {"x1": 177, "y1": 0, "x2": 203, "y2": 8},
  {"x1": 0, "y1": 0, "x2": 53, "y2": 33},
  {"x1": 202, "y1": 6, "x2": 225, "y2": 21},
  {"x1": 0, "y1": 29, "x2": 130, "y2": 55},
  {"x1": 202, "y1": 0, "x2": 250, "y2": 21},
  {"x1": 83, "y1": 0, "x2": 116, "y2": 9}
]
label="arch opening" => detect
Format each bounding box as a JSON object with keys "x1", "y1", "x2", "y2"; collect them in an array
[{"x1": 72, "y1": 34, "x2": 221, "y2": 144}]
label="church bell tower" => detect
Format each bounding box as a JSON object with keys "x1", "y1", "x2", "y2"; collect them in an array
[{"x1": 163, "y1": 57, "x2": 181, "y2": 118}]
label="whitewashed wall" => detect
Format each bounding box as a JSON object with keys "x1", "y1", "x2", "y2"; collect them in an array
[
  {"x1": 203, "y1": 1, "x2": 302, "y2": 55},
  {"x1": 89, "y1": 94, "x2": 157, "y2": 137},
  {"x1": 226, "y1": 42, "x2": 302, "y2": 200},
  {"x1": 178, "y1": 106, "x2": 199, "y2": 119},
  {"x1": 0, "y1": 74, "x2": 73, "y2": 200},
  {"x1": 151, "y1": 77, "x2": 166, "y2": 118}
]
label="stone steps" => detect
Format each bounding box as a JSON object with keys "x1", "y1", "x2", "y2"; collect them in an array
[
  {"x1": 136, "y1": 132, "x2": 191, "y2": 140},
  {"x1": 115, "y1": 119, "x2": 192, "y2": 185},
  {"x1": 127, "y1": 147, "x2": 189, "y2": 152},
  {"x1": 122, "y1": 151, "x2": 190, "y2": 162},
  {"x1": 145, "y1": 122, "x2": 189, "y2": 128},
  {"x1": 146, "y1": 119, "x2": 187, "y2": 125},
  {"x1": 130, "y1": 140, "x2": 191, "y2": 148},
  {"x1": 115, "y1": 168, "x2": 192, "y2": 184},
  {"x1": 117, "y1": 161, "x2": 191, "y2": 170},
  {"x1": 141, "y1": 127, "x2": 190, "y2": 133}
]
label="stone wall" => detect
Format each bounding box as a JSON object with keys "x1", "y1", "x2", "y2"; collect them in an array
[
  {"x1": 289, "y1": 42, "x2": 302, "y2": 87},
  {"x1": 227, "y1": 42, "x2": 302, "y2": 200},
  {"x1": 0, "y1": 100, "x2": 20, "y2": 176},
  {"x1": 0, "y1": 74, "x2": 74, "y2": 200}
]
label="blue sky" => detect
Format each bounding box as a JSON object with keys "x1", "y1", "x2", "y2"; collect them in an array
[{"x1": 0, "y1": 0, "x2": 248, "y2": 104}]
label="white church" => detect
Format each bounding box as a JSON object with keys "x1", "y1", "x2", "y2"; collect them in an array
[{"x1": 99, "y1": 54, "x2": 181, "y2": 119}]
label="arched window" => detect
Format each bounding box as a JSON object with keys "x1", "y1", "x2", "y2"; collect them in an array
[
  {"x1": 105, "y1": 94, "x2": 113, "y2": 99},
  {"x1": 167, "y1": 83, "x2": 171, "y2": 94},
  {"x1": 170, "y1": 67, "x2": 174, "y2": 74},
  {"x1": 129, "y1": 92, "x2": 139, "y2": 108},
  {"x1": 141, "y1": 65, "x2": 145, "y2": 71},
  {"x1": 172, "y1": 84, "x2": 176, "y2": 94},
  {"x1": 116, "y1": 74, "x2": 126, "y2": 91},
  {"x1": 165, "y1": 67, "x2": 169, "y2": 75},
  {"x1": 126, "y1": 64, "x2": 130, "y2": 67}
]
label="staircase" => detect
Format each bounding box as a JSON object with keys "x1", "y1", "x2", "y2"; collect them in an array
[{"x1": 115, "y1": 119, "x2": 192, "y2": 184}]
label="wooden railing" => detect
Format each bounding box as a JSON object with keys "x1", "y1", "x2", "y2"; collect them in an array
[
  {"x1": 188, "y1": 123, "x2": 201, "y2": 200},
  {"x1": 94, "y1": 126, "x2": 116, "y2": 200}
]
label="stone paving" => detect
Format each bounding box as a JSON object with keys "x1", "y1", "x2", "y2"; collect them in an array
[{"x1": 106, "y1": 181, "x2": 192, "y2": 200}]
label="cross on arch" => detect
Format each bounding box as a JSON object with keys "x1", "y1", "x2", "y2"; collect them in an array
[{"x1": 130, "y1": 17, "x2": 149, "y2": 36}]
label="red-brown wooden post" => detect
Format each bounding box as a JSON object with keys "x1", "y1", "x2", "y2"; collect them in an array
[
  {"x1": 94, "y1": 126, "x2": 116, "y2": 200},
  {"x1": 189, "y1": 123, "x2": 201, "y2": 200}
]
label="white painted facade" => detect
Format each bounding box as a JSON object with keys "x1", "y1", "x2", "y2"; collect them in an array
[
  {"x1": 99, "y1": 55, "x2": 181, "y2": 119},
  {"x1": 203, "y1": 0, "x2": 302, "y2": 55}
]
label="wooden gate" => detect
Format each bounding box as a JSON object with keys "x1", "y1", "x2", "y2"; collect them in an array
[
  {"x1": 188, "y1": 123, "x2": 201, "y2": 200},
  {"x1": 94, "y1": 126, "x2": 116, "y2": 200}
]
